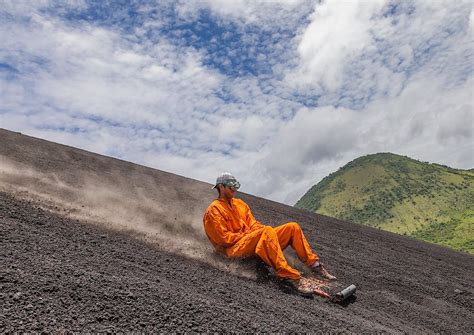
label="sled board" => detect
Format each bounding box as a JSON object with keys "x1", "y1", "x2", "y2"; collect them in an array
[{"x1": 300, "y1": 277, "x2": 356, "y2": 303}]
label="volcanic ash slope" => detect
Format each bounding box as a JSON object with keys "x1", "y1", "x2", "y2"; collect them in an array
[{"x1": 1, "y1": 128, "x2": 473, "y2": 333}]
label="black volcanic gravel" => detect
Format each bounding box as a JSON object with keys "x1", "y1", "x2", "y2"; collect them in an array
[{"x1": 1, "y1": 191, "x2": 473, "y2": 333}]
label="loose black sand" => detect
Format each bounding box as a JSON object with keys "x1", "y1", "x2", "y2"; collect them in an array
[{"x1": 1, "y1": 129, "x2": 473, "y2": 333}]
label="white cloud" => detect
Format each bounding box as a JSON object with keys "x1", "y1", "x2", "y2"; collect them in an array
[
  {"x1": 470, "y1": 7, "x2": 474, "y2": 31},
  {"x1": 293, "y1": 0, "x2": 388, "y2": 90},
  {"x1": 246, "y1": 106, "x2": 361, "y2": 200},
  {"x1": 286, "y1": 1, "x2": 472, "y2": 103}
]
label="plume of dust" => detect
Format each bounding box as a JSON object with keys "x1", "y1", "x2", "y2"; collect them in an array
[{"x1": 0, "y1": 157, "x2": 258, "y2": 280}]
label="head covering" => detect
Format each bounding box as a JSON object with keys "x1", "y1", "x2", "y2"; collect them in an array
[{"x1": 212, "y1": 172, "x2": 239, "y2": 189}]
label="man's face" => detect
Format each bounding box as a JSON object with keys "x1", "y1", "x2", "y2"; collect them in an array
[{"x1": 218, "y1": 183, "x2": 236, "y2": 199}]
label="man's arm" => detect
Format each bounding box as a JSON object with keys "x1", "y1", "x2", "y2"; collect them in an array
[
  {"x1": 244, "y1": 203, "x2": 265, "y2": 231},
  {"x1": 204, "y1": 207, "x2": 244, "y2": 247}
]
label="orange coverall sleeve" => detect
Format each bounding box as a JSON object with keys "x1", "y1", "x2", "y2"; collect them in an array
[
  {"x1": 244, "y1": 203, "x2": 265, "y2": 231},
  {"x1": 204, "y1": 207, "x2": 244, "y2": 247}
]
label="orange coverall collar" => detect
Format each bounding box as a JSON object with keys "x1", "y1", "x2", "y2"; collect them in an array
[{"x1": 217, "y1": 197, "x2": 234, "y2": 207}]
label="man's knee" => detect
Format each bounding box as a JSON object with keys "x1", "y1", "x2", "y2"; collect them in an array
[
  {"x1": 286, "y1": 221, "x2": 301, "y2": 231},
  {"x1": 262, "y1": 225, "x2": 275, "y2": 234}
]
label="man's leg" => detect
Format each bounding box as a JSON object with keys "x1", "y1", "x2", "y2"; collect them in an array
[
  {"x1": 274, "y1": 222, "x2": 319, "y2": 267},
  {"x1": 225, "y1": 226, "x2": 301, "y2": 280}
]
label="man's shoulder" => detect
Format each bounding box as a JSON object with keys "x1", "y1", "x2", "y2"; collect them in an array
[
  {"x1": 233, "y1": 198, "x2": 249, "y2": 208},
  {"x1": 205, "y1": 199, "x2": 224, "y2": 212}
]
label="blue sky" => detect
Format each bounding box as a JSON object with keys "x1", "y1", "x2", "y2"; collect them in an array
[{"x1": 1, "y1": 0, "x2": 473, "y2": 204}]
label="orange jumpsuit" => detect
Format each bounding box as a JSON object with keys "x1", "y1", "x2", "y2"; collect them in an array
[{"x1": 203, "y1": 198, "x2": 319, "y2": 280}]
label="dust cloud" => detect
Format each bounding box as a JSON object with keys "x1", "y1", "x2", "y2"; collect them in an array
[{"x1": 0, "y1": 156, "x2": 257, "y2": 279}]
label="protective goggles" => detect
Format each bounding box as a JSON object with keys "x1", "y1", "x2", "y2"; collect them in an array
[{"x1": 222, "y1": 180, "x2": 240, "y2": 191}]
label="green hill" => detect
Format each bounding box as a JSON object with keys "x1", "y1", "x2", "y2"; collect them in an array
[{"x1": 295, "y1": 153, "x2": 474, "y2": 254}]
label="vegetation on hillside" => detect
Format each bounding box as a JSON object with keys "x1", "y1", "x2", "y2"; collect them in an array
[{"x1": 295, "y1": 153, "x2": 474, "y2": 254}]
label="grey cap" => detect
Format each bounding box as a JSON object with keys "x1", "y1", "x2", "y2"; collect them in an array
[{"x1": 212, "y1": 172, "x2": 237, "y2": 189}]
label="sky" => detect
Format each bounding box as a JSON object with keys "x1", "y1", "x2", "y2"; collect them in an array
[{"x1": 1, "y1": 0, "x2": 473, "y2": 205}]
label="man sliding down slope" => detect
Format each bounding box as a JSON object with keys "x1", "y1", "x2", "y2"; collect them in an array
[{"x1": 203, "y1": 172, "x2": 336, "y2": 297}]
